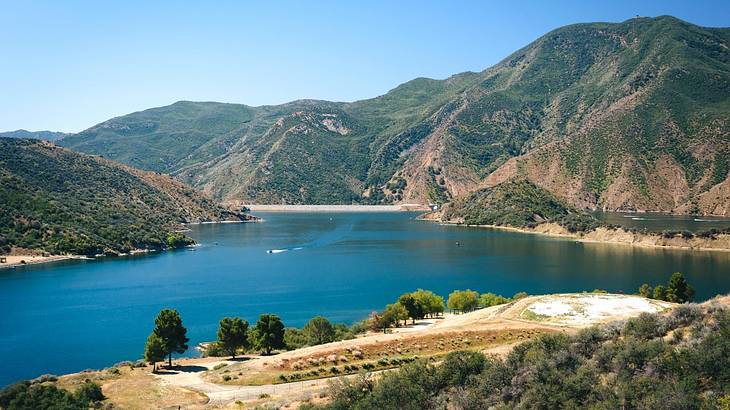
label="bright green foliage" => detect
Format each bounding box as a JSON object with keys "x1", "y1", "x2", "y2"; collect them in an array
[
  {"x1": 302, "y1": 316, "x2": 335, "y2": 346},
  {"x1": 253, "y1": 314, "x2": 285, "y2": 355},
  {"x1": 383, "y1": 303, "x2": 409, "y2": 327},
  {"x1": 217, "y1": 317, "x2": 249, "y2": 358},
  {"x1": 152, "y1": 309, "x2": 189, "y2": 367},
  {"x1": 411, "y1": 289, "x2": 445, "y2": 318},
  {"x1": 639, "y1": 283, "x2": 653, "y2": 298},
  {"x1": 478, "y1": 292, "x2": 511, "y2": 307},
  {"x1": 447, "y1": 289, "x2": 479, "y2": 313},
  {"x1": 0, "y1": 138, "x2": 238, "y2": 255},
  {"x1": 143, "y1": 332, "x2": 166, "y2": 371}
]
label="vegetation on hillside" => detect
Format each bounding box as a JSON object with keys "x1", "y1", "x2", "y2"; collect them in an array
[
  {"x1": 58, "y1": 17, "x2": 730, "y2": 215},
  {"x1": 0, "y1": 138, "x2": 244, "y2": 256},
  {"x1": 308, "y1": 300, "x2": 730, "y2": 410},
  {"x1": 441, "y1": 179, "x2": 600, "y2": 232},
  {"x1": 0, "y1": 380, "x2": 104, "y2": 410}
]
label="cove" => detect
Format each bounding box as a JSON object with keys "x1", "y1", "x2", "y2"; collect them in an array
[{"x1": 1, "y1": 211, "x2": 730, "y2": 386}]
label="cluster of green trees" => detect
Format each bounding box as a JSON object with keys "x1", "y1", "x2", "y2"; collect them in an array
[
  {"x1": 144, "y1": 309, "x2": 363, "y2": 368},
  {"x1": 308, "y1": 302, "x2": 730, "y2": 409},
  {"x1": 144, "y1": 310, "x2": 293, "y2": 369},
  {"x1": 283, "y1": 316, "x2": 356, "y2": 351},
  {"x1": 447, "y1": 289, "x2": 524, "y2": 313},
  {"x1": 638, "y1": 272, "x2": 695, "y2": 303},
  {"x1": 0, "y1": 380, "x2": 104, "y2": 410},
  {"x1": 369, "y1": 290, "x2": 445, "y2": 333}
]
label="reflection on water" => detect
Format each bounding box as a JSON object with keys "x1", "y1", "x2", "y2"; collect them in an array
[{"x1": 1, "y1": 211, "x2": 730, "y2": 386}]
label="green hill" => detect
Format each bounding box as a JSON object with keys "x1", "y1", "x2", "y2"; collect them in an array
[
  {"x1": 0, "y1": 138, "x2": 244, "y2": 256},
  {"x1": 59, "y1": 17, "x2": 730, "y2": 214},
  {"x1": 0, "y1": 130, "x2": 68, "y2": 141}
]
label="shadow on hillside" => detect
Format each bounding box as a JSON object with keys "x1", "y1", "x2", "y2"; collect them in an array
[{"x1": 155, "y1": 365, "x2": 208, "y2": 374}]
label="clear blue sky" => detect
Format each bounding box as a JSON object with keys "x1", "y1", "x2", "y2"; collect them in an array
[{"x1": 2, "y1": 0, "x2": 729, "y2": 132}]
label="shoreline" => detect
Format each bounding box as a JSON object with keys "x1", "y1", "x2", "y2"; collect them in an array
[
  {"x1": 429, "y1": 217, "x2": 730, "y2": 253},
  {"x1": 0, "y1": 254, "x2": 89, "y2": 270},
  {"x1": 245, "y1": 204, "x2": 429, "y2": 212}
]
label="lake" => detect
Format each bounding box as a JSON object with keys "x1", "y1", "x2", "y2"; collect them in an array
[{"x1": 2, "y1": 211, "x2": 730, "y2": 386}]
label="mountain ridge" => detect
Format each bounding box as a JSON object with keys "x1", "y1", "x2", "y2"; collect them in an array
[{"x1": 58, "y1": 16, "x2": 730, "y2": 214}]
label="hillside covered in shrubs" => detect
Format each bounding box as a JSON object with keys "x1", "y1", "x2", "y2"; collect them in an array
[
  {"x1": 0, "y1": 138, "x2": 245, "y2": 256},
  {"x1": 440, "y1": 180, "x2": 600, "y2": 232},
  {"x1": 308, "y1": 299, "x2": 730, "y2": 409}
]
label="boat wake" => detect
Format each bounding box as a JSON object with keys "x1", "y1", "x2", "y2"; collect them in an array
[{"x1": 266, "y1": 247, "x2": 304, "y2": 254}]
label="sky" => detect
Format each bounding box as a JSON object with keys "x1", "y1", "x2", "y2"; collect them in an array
[{"x1": 2, "y1": 0, "x2": 729, "y2": 133}]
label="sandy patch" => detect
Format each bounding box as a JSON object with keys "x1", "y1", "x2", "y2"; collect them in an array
[
  {"x1": 521, "y1": 293, "x2": 674, "y2": 326},
  {"x1": 0, "y1": 254, "x2": 81, "y2": 269}
]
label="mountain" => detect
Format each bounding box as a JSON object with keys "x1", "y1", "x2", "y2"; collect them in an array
[
  {"x1": 0, "y1": 138, "x2": 245, "y2": 256},
  {"x1": 0, "y1": 129, "x2": 68, "y2": 141},
  {"x1": 59, "y1": 16, "x2": 730, "y2": 214}
]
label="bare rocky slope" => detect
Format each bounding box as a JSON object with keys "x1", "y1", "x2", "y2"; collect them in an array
[{"x1": 59, "y1": 16, "x2": 730, "y2": 214}]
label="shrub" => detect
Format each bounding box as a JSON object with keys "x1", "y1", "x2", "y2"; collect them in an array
[
  {"x1": 440, "y1": 351, "x2": 486, "y2": 386},
  {"x1": 75, "y1": 381, "x2": 104, "y2": 403}
]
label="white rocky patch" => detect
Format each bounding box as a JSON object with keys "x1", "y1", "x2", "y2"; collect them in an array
[{"x1": 523, "y1": 293, "x2": 673, "y2": 326}]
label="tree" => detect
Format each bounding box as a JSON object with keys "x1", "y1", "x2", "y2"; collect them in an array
[
  {"x1": 152, "y1": 309, "x2": 189, "y2": 367},
  {"x1": 398, "y1": 293, "x2": 424, "y2": 324},
  {"x1": 303, "y1": 316, "x2": 336, "y2": 345},
  {"x1": 639, "y1": 283, "x2": 653, "y2": 298},
  {"x1": 652, "y1": 285, "x2": 667, "y2": 301},
  {"x1": 284, "y1": 328, "x2": 308, "y2": 350},
  {"x1": 666, "y1": 272, "x2": 695, "y2": 303},
  {"x1": 376, "y1": 308, "x2": 396, "y2": 333},
  {"x1": 217, "y1": 317, "x2": 249, "y2": 359},
  {"x1": 512, "y1": 291, "x2": 529, "y2": 300},
  {"x1": 253, "y1": 314, "x2": 285, "y2": 355},
  {"x1": 384, "y1": 303, "x2": 409, "y2": 327},
  {"x1": 412, "y1": 289, "x2": 445, "y2": 318},
  {"x1": 447, "y1": 290, "x2": 479, "y2": 313},
  {"x1": 144, "y1": 333, "x2": 166, "y2": 372},
  {"x1": 479, "y1": 292, "x2": 511, "y2": 307}
]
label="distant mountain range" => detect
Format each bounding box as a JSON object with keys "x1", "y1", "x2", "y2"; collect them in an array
[
  {"x1": 0, "y1": 138, "x2": 245, "y2": 256},
  {"x1": 55, "y1": 16, "x2": 730, "y2": 214},
  {"x1": 0, "y1": 129, "x2": 68, "y2": 141}
]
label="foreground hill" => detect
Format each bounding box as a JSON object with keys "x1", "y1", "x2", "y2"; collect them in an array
[
  {"x1": 0, "y1": 138, "x2": 244, "y2": 256},
  {"x1": 60, "y1": 16, "x2": 730, "y2": 214}
]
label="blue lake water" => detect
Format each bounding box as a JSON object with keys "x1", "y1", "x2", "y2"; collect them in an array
[{"x1": 2, "y1": 211, "x2": 730, "y2": 386}]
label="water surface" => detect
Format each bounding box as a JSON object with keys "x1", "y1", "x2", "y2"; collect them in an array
[{"x1": 1, "y1": 211, "x2": 730, "y2": 386}]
